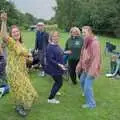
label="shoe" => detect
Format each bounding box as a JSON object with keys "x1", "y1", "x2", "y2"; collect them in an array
[
  {"x1": 39, "y1": 71, "x2": 45, "y2": 77},
  {"x1": 56, "y1": 92, "x2": 61, "y2": 96},
  {"x1": 82, "y1": 104, "x2": 90, "y2": 108},
  {"x1": 15, "y1": 105, "x2": 27, "y2": 117},
  {"x1": 81, "y1": 104, "x2": 96, "y2": 109},
  {"x1": 0, "y1": 88, "x2": 4, "y2": 98},
  {"x1": 48, "y1": 99, "x2": 60, "y2": 104},
  {"x1": 106, "y1": 73, "x2": 114, "y2": 77}
]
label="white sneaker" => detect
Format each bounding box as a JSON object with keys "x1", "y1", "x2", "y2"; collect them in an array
[
  {"x1": 82, "y1": 104, "x2": 96, "y2": 109},
  {"x1": 48, "y1": 99, "x2": 60, "y2": 104},
  {"x1": 106, "y1": 73, "x2": 114, "y2": 77},
  {"x1": 0, "y1": 88, "x2": 4, "y2": 98},
  {"x1": 41, "y1": 71, "x2": 45, "y2": 76},
  {"x1": 82, "y1": 104, "x2": 90, "y2": 108},
  {"x1": 56, "y1": 92, "x2": 61, "y2": 96},
  {"x1": 39, "y1": 71, "x2": 45, "y2": 77}
]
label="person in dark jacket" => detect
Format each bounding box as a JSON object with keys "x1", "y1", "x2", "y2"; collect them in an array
[
  {"x1": 45, "y1": 31, "x2": 66, "y2": 104},
  {"x1": 0, "y1": 44, "x2": 9, "y2": 98},
  {"x1": 35, "y1": 22, "x2": 49, "y2": 76},
  {"x1": 64, "y1": 27, "x2": 83, "y2": 84}
]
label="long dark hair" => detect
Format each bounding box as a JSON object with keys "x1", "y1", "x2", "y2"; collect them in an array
[{"x1": 9, "y1": 25, "x2": 23, "y2": 43}]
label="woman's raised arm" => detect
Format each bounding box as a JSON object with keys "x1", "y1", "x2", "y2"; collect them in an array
[{"x1": 0, "y1": 12, "x2": 9, "y2": 41}]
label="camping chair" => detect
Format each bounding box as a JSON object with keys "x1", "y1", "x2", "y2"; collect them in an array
[{"x1": 106, "y1": 56, "x2": 120, "y2": 77}]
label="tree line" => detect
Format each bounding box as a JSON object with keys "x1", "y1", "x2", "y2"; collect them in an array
[
  {"x1": 53, "y1": 0, "x2": 120, "y2": 37},
  {"x1": 0, "y1": 0, "x2": 40, "y2": 29}
]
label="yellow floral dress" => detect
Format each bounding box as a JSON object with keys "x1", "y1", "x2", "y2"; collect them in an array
[{"x1": 6, "y1": 37, "x2": 38, "y2": 109}]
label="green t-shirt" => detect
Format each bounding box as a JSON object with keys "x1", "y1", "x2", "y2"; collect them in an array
[{"x1": 65, "y1": 36, "x2": 83, "y2": 60}]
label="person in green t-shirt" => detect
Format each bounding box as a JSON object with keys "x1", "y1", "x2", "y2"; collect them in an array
[{"x1": 64, "y1": 27, "x2": 83, "y2": 84}]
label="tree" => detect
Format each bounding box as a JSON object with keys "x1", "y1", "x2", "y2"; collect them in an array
[
  {"x1": 0, "y1": 0, "x2": 38, "y2": 29},
  {"x1": 54, "y1": 0, "x2": 120, "y2": 37}
]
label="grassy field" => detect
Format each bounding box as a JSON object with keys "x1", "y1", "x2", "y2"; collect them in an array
[{"x1": 0, "y1": 31, "x2": 120, "y2": 120}]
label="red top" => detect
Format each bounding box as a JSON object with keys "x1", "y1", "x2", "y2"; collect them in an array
[{"x1": 77, "y1": 36, "x2": 101, "y2": 77}]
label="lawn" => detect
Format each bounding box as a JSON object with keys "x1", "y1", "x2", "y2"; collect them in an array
[{"x1": 0, "y1": 31, "x2": 120, "y2": 120}]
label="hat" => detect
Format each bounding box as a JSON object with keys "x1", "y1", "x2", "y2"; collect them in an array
[{"x1": 37, "y1": 22, "x2": 44, "y2": 26}]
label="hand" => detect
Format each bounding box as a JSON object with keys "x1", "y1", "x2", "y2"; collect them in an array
[
  {"x1": 26, "y1": 56, "x2": 33, "y2": 63},
  {"x1": 64, "y1": 50, "x2": 72, "y2": 55},
  {"x1": 76, "y1": 64, "x2": 81, "y2": 74},
  {"x1": 28, "y1": 52, "x2": 32, "y2": 57},
  {"x1": 35, "y1": 49, "x2": 38, "y2": 53},
  {"x1": 0, "y1": 12, "x2": 7, "y2": 21},
  {"x1": 58, "y1": 64, "x2": 66, "y2": 70},
  {"x1": 29, "y1": 56, "x2": 33, "y2": 62}
]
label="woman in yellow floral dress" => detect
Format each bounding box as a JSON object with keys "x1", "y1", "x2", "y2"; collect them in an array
[{"x1": 0, "y1": 12, "x2": 38, "y2": 117}]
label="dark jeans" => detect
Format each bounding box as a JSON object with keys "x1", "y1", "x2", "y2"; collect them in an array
[
  {"x1": 68, "y1": 59, "x2": 79, "y2": 84},
  {"x1": 38, "y1": 50, "x2": 46, "y2": 70},
  {"x1": 48, "y1": 75, "x2": 63, "y2": 99}
]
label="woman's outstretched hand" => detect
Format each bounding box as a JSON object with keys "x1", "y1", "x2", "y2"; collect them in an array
[
  {"x1": 58, "y1": 64, "x2": 66, "y2": 71},
  {"x1": 0, "y1": 12, "x2": 7, "y2": 22}
]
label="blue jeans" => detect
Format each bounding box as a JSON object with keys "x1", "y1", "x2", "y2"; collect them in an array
[{"x1": 80, "y1": 72, "x2": 96, "y2": 108}]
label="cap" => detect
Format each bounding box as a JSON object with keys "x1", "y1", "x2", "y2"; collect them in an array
[{"x1": 37, "y1": 22, "x2": 44, "y2": 26}]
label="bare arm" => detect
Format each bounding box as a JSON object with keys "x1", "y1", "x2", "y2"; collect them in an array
[{"x1": 0, "y1": 12, "x2": 9, "y2": 40}]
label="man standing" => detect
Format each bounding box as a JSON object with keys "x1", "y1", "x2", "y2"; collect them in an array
[{"x1": 35, "y1": 22, "x2": 49, "y2": 76}]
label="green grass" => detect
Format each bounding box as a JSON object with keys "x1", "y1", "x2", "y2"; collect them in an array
[{"x1": 0, "y1": 31, "x2": 120, "y2": 120}]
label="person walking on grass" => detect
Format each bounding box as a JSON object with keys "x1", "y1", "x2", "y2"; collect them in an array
[
  {"x1": 45, "y1": 31, "x2": 66, "y2": 104},
  {"x1": 76, "y1": 26, "x2": 101, "y2": 108}
]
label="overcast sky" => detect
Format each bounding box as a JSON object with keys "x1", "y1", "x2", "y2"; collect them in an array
[{"x1": 13, "y1": 0, "x2": 56, "y2": 20}]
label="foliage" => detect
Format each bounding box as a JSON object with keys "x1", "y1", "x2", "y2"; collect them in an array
[
  {"x1": 54, "y1": 0, "x2": 120, "y2": 37},
  {"x1": 0, "y1": 0, "x2": 38, "y2": 29}
]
